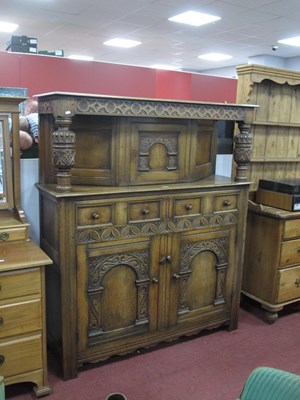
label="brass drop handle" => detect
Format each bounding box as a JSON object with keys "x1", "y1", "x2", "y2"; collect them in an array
[
  {"x1": 152, "y1": 277, "x2": 159, "y2": 284},
  {"x1": 173, "y1": 274, "x2": 180, "y2": 280},
  {"x1": 0, "y1": 232, "x2": 9, "y2": 241},
  {"x1": 185, "y1": 204, "x2": 193, "y2": 210},
  {"x1": 141, "y1": 208, "x2": 150, "y2": 215},
  {"x1": 0, "y1": 355, "x2": 5, "y2": 366},
  {"x1": 91, "y1": 212, "x2": 100, "y2": 220},
  {"x1": 166, "y1": 255, "x2": 172, "y2": 263},
  {"x1": 0, "y1": 317, "x2": 4, "y2": 327},
  {"x1": 223, "y1": 200, "x2": 231, "y2": 206},
  {"x1": 295, "y1": 278, "x2": 300, "y2": 287}
]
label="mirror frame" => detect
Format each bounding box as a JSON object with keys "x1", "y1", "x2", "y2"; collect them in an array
[{"x1": 0, "y1": 115, "x2": 13, "y2": 209}]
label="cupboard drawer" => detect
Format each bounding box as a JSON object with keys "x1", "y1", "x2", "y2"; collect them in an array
[
  {"x1": 213, "y1": 194, "x2": 238, "y2": 212},
  {"x1": 283, "y1": 219, "x2": 300, "y2": 240},
  {"x1": 0, "y1": 227, "x2": 27, "y2": 243},
  {"x1": 173, "y1": 196, "x2": 202, "y2": 218},
  {"x1": 280, "y1": 239, "x2": 300, "y2": 267},
  {"x1": 277, "y1": 265, "x2": 300, "y2": 303},
  {"x1": 0, "y1": 270, "x2": 41, "y2": 301},
  {"x1": 77, "y1": 203, "x2": 114, "y2": 227},
  {"x1": 0, "y1": 299, "x2": 41, "y2": 339},
  {"x1": 0, "y1": 334, "x2": 42, "y2": 377},
  {"x1": 128, "y1": 200, "x2": 161, "y2": 223}
]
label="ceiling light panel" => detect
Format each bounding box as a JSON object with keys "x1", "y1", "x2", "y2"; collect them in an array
[
  {"x1": 0, "y1": 22, "x2": 18, "y2": 32},
  {"x1": 168, "y1": 11, "x2": 221, "y2": 27},
  {"x1": 198, "y1": 53, "x2": 233, "y2": 61},
  {"x1": 103, "y1": 38, "x2": 141, "y2": 48},
  {"x1": 278, "y1": 36, "x2": 300, "y2": 46}
]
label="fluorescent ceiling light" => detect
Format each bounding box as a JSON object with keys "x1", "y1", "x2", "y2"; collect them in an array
[
  {"x1": 278, "y1": 36, "x2": 300, "y2": 46},
  {"x1": 0, "y1": 22, "x2": 18, "y2": 33},
  {"x1": 198, "y1": 53, "x2": 232, "y2": 61},
  {"x1": 168, "y1": 11, "x2": 221, "y2": 27},
  {"x1": 150, "y1": 64, "x2": 181, "y2": 70},
  {"x1": 103, "y1": 38, "x2": 141, "y2": 48},
  {"x1": 68, "y1": 55, "x2": 94, "y2": 61}
]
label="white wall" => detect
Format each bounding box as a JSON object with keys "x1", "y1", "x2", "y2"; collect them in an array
[{"x1": 20, "y1": 158, "x2": 40, "y2": 245}]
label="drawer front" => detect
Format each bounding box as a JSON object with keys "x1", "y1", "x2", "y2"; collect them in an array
[
  {"x1": 0, "y1": 299, "x2": 41, "y2": 339},
  {"x1": 277, "y1": 265, "x2": 300, "y2": 303},
  {"x1": 77, "y1": 203, "x2": 114, "y2": 227},
  {"x1": 0, "y1": 227, "x2": 27, "y2": 243},
  {"x1": 0, "y1": 334, "x2": 42, "y2": 377},
  {"x1": 280, "y1": 239, "x2": 300, "y2": 267},
  {"x1": 173, "y1": 196, "x2": 203, "y2": 218},
  {"x1": 0, "y1": 270, "x2": 41, "y2": 301},
  {"x1": 213, "y1": 194, "x2": 238, "y2": 212},
  {"x1": 128, "y1": 200, "x2": 161, "y2": 223},
  {"x1": 283, "y1": 219, "x2": 300, "y2": 240}
]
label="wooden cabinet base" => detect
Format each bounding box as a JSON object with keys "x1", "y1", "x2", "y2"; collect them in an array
[
  {"x1": 5, "y1": 369, "x2": 51, "y2": 397},
  {"x1": 242, "y1": 291, "x2": 299, "y2": 323}
]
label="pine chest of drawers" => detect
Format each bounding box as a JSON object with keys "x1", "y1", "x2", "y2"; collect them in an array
[{"x1": 242, "y1": 204, "x2": 300, "y2": 322}]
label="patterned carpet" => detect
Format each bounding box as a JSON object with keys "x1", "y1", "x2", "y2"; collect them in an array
[{"x1": 6, "y1": 299, "x2": 300, "y2": 400}]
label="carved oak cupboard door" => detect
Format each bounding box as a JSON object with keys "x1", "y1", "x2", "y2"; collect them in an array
[
  {"x1": 76, "y1": 237, "x2": 159, "y2": 356},
  {"x1": 169, "y1": 228, "x2": 235, "y2": 327}
]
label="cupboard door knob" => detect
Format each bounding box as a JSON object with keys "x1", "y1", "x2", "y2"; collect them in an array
[
  {"x1": 185, "y1": 204, "x2": 193, "y2": 210},
  {"x1": 141, "y1": 208, "x2": 150, "y2": 215},
  {"x1": 173, "y1": 274, "x2": 180, "y2": 280},
  {"x1": 0, "y1": 355, "x2": 5, "y2": 366},
  {"x1": 0, "y1": 232, "x2": 9, "y2": 241},
  {"x1": 91, "y1": 212, "x2": 100, "y2": 220},
  {"x1": 152, "y1": 277, "x2": 159, "y2": 284},
  {"x1": 295, "y1": 278, "x2": 300, "y2": 287},
  {"x1": 223, "y1": 200, "x2": 231, "y2": 206},
  {"x1": 166, "y1": 255, "x2": 172, "y2": 263},
  {"x1": 0, "y1": 317, "x2": 3, "y2": 326}
]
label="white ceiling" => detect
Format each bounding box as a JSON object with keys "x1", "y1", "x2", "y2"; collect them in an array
[{"x1": 1, "y1": 0, "x2": 300, "y2": 73}]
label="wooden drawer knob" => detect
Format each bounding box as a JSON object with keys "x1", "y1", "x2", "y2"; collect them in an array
[
  {"x1": 152, "y1": 277, "x2": 159, "y2": 284},
  {"x1": 185, "y1": 204, "x2": 193, "y2": 210},
  {"x1": 0, "y1": 232, "x2": 9, "y2": 241},
  {"x1": 0, "y1": 317, "x2": 4, "y2": 327},
  {"x1": 173, "y1": 274, "x2": 180, "y2": 280},
  {"x1": 141, "y1": 208, "x2": 150, "y2": 215},
  {"x1": 295, "y1": 278, "x2": 300, "y2": 287},
  {"x1": 91, "y1": 212, "x2": 100, "y2": 220},
  {"x1": 223, "y1": 200, "x2": 231, "y2": 206},
  {"x1": 0, "y1": 355, "x2": 5, "y2": 366}
]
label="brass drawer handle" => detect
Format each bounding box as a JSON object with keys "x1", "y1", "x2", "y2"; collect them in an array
[
  {"x1": 0, "y1": 232, "x2": 9, "y2": 241},
  {"x1": 91, "y1": 212, "x2": 100, "y2": 220},
  {"x1": 295, "y1": 278, "x2": 300, "y2": 287},
  {"x1": 185, "y1": 204, "x2": 193, "y2": 210},
  {"x1": 223, "y1": 200, "x2": 231, "y2": 207},
  {"x1": 141, "y1": 208, "x2": 150, "y2": 215},
  {"x1": 0, "y1": 355, "x2": 5, "y2": 366}
]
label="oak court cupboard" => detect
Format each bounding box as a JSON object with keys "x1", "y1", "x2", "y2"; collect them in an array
[{"x1": 36, "y1": 92, "x2": 257, "y2": 379}]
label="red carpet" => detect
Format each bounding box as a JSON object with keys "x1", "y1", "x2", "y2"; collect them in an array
[{"x1": 6, "y1": 300, "x2": 300, "y2": 400}]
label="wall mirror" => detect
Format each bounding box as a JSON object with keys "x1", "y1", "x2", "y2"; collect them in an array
[{"x1": 0, "y1": 115, "x2": 13, "y2": 209}]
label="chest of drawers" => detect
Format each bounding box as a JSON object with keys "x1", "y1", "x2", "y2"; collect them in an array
[
  {"x1": 0, "y1": 241, "x2": 52, "y2": 396},
  {"x1": 242, "y1": 204, "x2": 300, "y2": 322}
]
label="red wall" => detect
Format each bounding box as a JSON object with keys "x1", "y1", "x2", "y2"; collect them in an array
[{"x1": 0, "y1": 51, "x2": 237, "y2": 102}]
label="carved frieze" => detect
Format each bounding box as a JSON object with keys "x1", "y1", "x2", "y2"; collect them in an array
[
  {"x1": 77, "y1": 213, "x2": 237, "y2": 244},
  {"x1": 75, "y1": 97, "x2": 248, "y2": 121}
]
